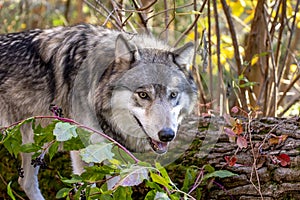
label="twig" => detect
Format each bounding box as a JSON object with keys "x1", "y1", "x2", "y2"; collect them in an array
[
  {"x1": 131, "y1": 0, "x2": 149, "y2": 33},
  {"x1": 146, "y1": 2, "x2": 193, "y2": 21},
  {"x1": 158, "y1": 0, "x2": 176, "y2": 39},
  {"x1": 83, "y1": 0, "x2": 122, "y2": 29},
  {"x1": 263, "y1": 4, "x2": 278, "y2": 116},
  {"x1": 220, "y1": 0, "x2": 242, "y2": 75},
  {"x1": 137, "y1": 0, "x2": 157, "y2": 11},
  {"x1": 258, "y1": 118, "x2": 287, "y2": 151},
  {"x1": 0, "y1": 174, "x2": 26, "y2": 200},
  {"x1": 0, "y1": 116, "x2": 140, "y2": 163},
  {"x1": 212, "y1": 0, "x2": 225, "y2": 116},
  {"x1": 277, "y1": 73, "x2": 300, "y2": 106},
  {"x1": 277, "y1": 0, "x2": 300, "y2": 86},
  {"x1": 247, "y1": 115, "x2": 264, "y2": 199},
  {"x1": 207, "y1": 0, "x2": 213, "y2": 103},
  {"x1": 213, "y1": 181, "x2": 236, "y2": 200},
  {"x1": 188, "y1": 168, "x2": 204, "y2": 195},
  {"x1": 174, "y1": 0, "x2": 207, "y2": 47}
]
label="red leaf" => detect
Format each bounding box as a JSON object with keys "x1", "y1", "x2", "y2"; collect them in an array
[
  {"x1": 237, "y1": 136, "x2": 247, "y2": 149},
  {"x1": 277, "y1": 154, "x2": 291, "y2": 167},
  {"x1": 225, "y1": 156, "x2": 237, "y2": 167}
]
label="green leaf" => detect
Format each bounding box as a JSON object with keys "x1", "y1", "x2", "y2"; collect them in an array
[
  {"x1": 19, "y1": 143, "x2": 41, "y2": 153},
  {"x1": 76, "y1": 127, "x2": 93, "y2": 147},
  {"x1": 82, "y1": 165, "x2": 116, "y2": 182},
  {"x1": 169, "y1": 193, "x2": 180, "y2": 200},
  {"x1": 204, "y1": 164, "x2": 215, "y2": 173},
  {"x1": 154, "y1": 191, "x2": 170, "y2": 200},
  {"x1": 4, "y1": 137, "x2": 22, "y2": 158},
  {"x1": 203, "y1": 170, "x2": 236, "y2": 180},
  {"x1": 34, "y1": 121, "x2": 56, "y2": 145},
  {"x1": 113, "y1": 186, "x2": 132, "y2": 200},
  {"x1": 2, "y1": 123, "x2": 23, "y2": 157},
  {"x1": 155, "y1": 163, "x2": 171, "y2": 184},
  {"x1": 150, "y1": 172, "x2": 172, "y2": 189},
  {"x1": 63, "y1": 136, "x2": 85, "y2": 151},
  {"x1": 7, "y1": 181, "x2": 16, "y2": 200},
  {"x1": 53, "y1": 122, "x2": 77, "y2": 141},
  {"x1": 145, "y1": 190, "x2": 157, "y2": 200},
  {"x1": 48, "y1": 141, "x2": 60, "y2": 161},
  {"x1": 100, "y1": 194, "x2": 113, "y2": 200},
  {"x1": 62, "y1": 174, "x2": 83, "y2": 184},
  {"x1": 119, "y1": 165, "x2": 149, "y2": 187},
  {"x1": 80, "y1": 143, "x2": 114, "y2": 163},
  {"x1": 239, "y1": 81, "x2": 258, "y2": 88},
  {"x1": 181, "y1": 168, "x2": 197, "y2": 192},
  {"x1": 56, "y1": 187, "x2": 71, "y2": 198},
  {"x1": 145, "y1": 180, "x2": 162, "y2": 193}
]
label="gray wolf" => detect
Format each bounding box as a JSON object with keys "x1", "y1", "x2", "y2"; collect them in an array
[{"x1": 0, "y1": 24, "x2": 197, "y2": 199}]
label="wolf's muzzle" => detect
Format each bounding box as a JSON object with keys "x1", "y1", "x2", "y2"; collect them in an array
[{"x1": 158, "y1": 128, "x2": 175, "y2": 142}]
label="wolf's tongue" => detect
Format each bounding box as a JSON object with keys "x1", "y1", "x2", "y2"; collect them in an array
[{"x1": 149, "y1": 138, "x2": 168, "y2": 154}]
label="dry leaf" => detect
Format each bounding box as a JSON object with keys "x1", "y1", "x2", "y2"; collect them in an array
[{"x1": 237, "y1": 136, "x2": 247, "y2": 149}]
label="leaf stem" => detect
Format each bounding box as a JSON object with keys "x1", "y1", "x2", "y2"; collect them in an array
[{"x1": 0, "y1": 116, "x2": 140, "y2": 164}]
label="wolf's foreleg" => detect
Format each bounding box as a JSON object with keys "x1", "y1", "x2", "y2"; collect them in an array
[
  {"x1": 19, "y1": 152, "x2": 44, "y2": 200},
  {"x1": 18, "y1": 124, "x2": 45, "y2": 200},
  {"x1": 70, "y1": 150, "x2": 87, "y2": 175}
]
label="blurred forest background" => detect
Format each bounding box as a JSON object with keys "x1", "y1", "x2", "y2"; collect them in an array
[
  {"x1": 1, "y1": 0, "x2": 299, "y2": 117},
  {"x1": 0, "y1": 0, "x2": 299, "y2": 199}
]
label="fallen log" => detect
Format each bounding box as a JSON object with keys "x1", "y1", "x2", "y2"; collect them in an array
[{"x1": 172, "y1": 116, "x2": 300, "y2": 200}]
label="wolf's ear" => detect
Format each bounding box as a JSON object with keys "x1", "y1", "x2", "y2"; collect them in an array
[
  {"x1": 115, "y1": 34, "x2": 137, "y2": 63},
  {"x1": 173, "y1": 42, "x2": 194, "y2": 68}
]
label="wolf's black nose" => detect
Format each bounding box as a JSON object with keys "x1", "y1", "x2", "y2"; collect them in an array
[{"x1": 158, "y1": 128, "x2": 175, "y2": 142}]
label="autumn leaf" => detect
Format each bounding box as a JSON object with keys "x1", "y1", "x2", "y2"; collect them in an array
[
  {"x1": 224, "y1": 127, "x2": 235, "y2": 136},
  {"x1": 268, "y1": 135, "x2": 288, "y2": 145},
  {"x1": 224, "y1": 156, "x2": 237, "y2": 167},
  {"x1": 223, "y1": 114, "x2": 236, "y2": 126},
  {"x1": 224, "y1": 127, "x2": 236, "y2": 143},
  {"x1": 233, "y1": 120, "x2": 243, "y2": 135},
  {"x1": 237, "y1": 136, "x2": 247, "y2": 149},
  {"x1": 277, "y1": 154, "x2": 290, "y2": 167}
]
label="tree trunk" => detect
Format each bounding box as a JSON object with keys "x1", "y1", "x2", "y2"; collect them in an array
[
  {"x1": 242, "y1": 0, "x2": 268, "y2": 114},
  {"x1": 174, "y1": 115, "x2": 300, "y2": 200}
]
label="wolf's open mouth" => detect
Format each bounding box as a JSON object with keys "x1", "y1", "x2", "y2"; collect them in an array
[
  {"x1": 148, "y1": 137, "x2": 168, "y2": 154},
  {"x1": 133, "y1": 115, "x2": 169, "y2": 154}
]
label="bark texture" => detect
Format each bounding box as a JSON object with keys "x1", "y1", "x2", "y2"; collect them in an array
[{"x1": 174, "y1": 115, "x2": 300, "y2": 200}]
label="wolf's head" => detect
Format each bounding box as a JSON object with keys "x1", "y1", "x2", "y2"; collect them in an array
[{"x1": 96, "y1": 34, "x2": 197, "y2": 154}]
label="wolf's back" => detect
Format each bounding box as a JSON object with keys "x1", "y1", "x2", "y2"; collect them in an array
[
  {"x1": 0, "y1": 24, "x2": 172, "y2": 123},
  {"x1": 0, "y1": 24, "x2": 114, "y2": 121}
]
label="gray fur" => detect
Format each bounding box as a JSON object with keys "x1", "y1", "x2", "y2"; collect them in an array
[{"x1": 0, "y1": 24, "x2": 197, "y2": 199}]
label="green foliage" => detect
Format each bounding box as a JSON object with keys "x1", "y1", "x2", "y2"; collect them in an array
[
  {"x1": 0, "y1": 117, "x2": 237, "y2": 199},
  {"x1": 80, "y1": 143, "x2": 114, "y2": 163},
  {"x1": 53, "y1": 122, "x2": 78, "y2": 142},
  {"x1": 7, "y1": 181, "x2": 16, "y2": 200}
]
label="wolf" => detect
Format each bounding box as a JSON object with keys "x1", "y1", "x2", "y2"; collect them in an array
[{"x1": 0, "y1": 24, "x2": 197, "y2": 199}]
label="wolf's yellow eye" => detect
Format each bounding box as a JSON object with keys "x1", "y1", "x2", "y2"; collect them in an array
[
  {"x1": 138, "y1": 92, "x2": 149, "y2": 99},
  {"x1": 170, "y1": 92, "x2": 178, "y2": 99}
]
